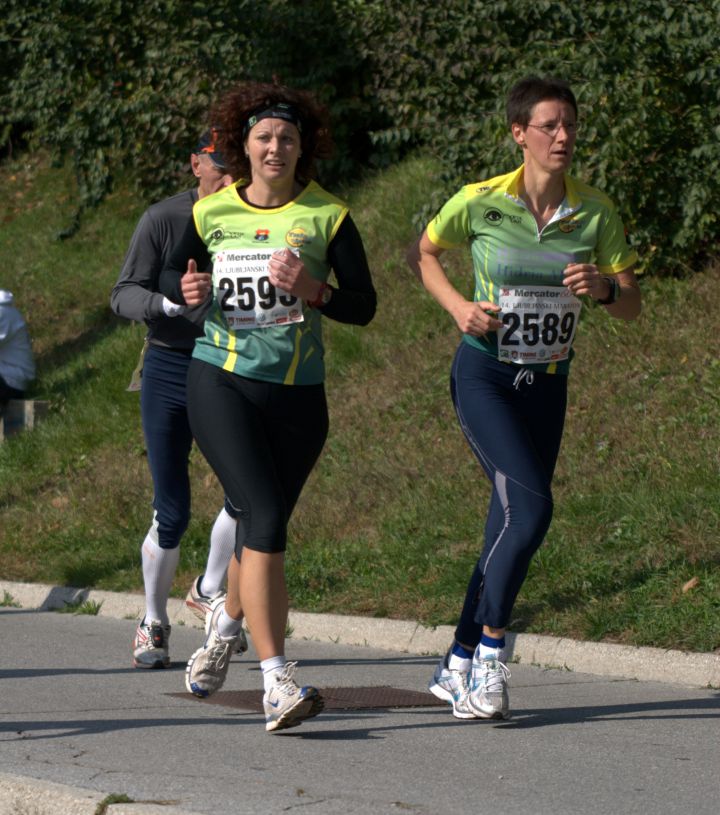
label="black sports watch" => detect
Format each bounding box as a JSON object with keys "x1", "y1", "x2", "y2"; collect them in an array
[{"x1": 597, "y1": 276, "x2": 620, "y2": 305}]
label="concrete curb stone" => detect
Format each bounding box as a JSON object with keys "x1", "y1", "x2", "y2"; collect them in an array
[
  {"x1": 2, "y1": 579, "x2": 719, "y2": 690},
  {"x1": 0, "y1": 773, "x2": 202, "y2": 815}
]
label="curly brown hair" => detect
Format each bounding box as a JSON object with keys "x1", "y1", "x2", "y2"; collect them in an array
[{"x1": 210, "y1": 81, "x2": 334, "y2": 184}]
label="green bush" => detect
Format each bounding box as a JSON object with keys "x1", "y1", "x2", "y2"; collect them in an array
[
  {"x1": 366, "y1": 0, "x2": 720, "y2": 273},
  {"x1": 3, "y1": 0, "x2": 718, "y2": 272},
  {"x1": 358, "y1": 0, "x2": 720, "y2": 274},
  {"x1": 0, "y1": 0, "x2": 377, "y2": 232}
]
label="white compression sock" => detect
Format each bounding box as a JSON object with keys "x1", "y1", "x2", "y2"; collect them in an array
[
  {"x1": 141, "y1": 519, "x2": 180, "y2": 626},
  {"x1": 201, "y1": 508, "x2": 237, "y2": 597}
]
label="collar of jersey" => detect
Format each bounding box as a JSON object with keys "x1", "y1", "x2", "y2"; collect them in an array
[
  {"x1": 229, "y1": 180, "x2": 316, "y2": 214},
  {"x1": 501, "y1": 164, "x2": 582, "y2": 220}
]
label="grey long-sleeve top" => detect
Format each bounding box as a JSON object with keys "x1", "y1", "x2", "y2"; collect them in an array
[{"x1": 111, "y1": 189, "x2": 211, "y2": 350}]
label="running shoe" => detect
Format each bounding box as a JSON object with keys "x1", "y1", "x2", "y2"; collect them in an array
[
  {"x1": 185, "y1": 575, "x2": 248, "y2": 654},
  {"x1": 428, "y1": 649, "x2": 477, "y2": 719},
  {"x1": 185, "y1": 597, "x2": 240, "y2": 698},
  {"x1": 263, "y1": 661, "x2": 324, "y2": 733},
  {"x1": 185, "y1": 575, "x2": 221, "y2": 620},
  {"x1": 132, "y1": 619, "x2": 170, "y2": 669},
  {"x1": 469, "y1": 656, "x2": 511, "y2": 719}
]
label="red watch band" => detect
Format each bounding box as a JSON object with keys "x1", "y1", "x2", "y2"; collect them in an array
[{"x1": 307, "y1": 282, "x2": 329, "y2": 308}]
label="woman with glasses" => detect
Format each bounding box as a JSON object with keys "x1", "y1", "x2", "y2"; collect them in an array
[
  {"x1": 160, "y1": 81, "x2": 376, "y2": 732},
  {"x1": 407, "y1": 76, "x2": 640, "y2": 720}
]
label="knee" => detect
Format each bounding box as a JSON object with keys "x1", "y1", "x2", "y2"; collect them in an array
[
  {"x1": 529, "y1": 497, "x2": 553, "y2": 539},
  {"x1": 154, "y1": 508, "x2": 190, "y2": 549},
  {"x1": 235, "y1": 507, "x2": 286, "y2": 556},
  {"x1": 506, "y1": 496, "x2": 553, "y2": 558}
]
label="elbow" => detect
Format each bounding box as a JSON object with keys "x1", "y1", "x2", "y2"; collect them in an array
[
  {"x1": 356, "y1": 293, "x2": 377, "y2": 326},
  {"x1": 406, "y1": 240, "x2": 428, "y2": 285},
  {"x1": 619, "y1": 290, "x2": 642, "y2": 322},
  {"x1": 109, "y1": 290, "x2": 122, "y2": 317},
  {"x1": 625, "y1": 304, "x2": 642, "y2": 322},
  {"x1": 405, "y1": 240, "x2": 421, "y2": 272}
]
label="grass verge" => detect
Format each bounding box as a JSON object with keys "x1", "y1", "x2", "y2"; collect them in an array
[{"x1": 1, "y1": 153, "x2": 718, "y2": 652}]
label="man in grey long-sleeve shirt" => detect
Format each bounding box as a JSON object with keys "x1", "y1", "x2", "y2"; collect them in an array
[{"x1": 111, "y1": 131, "x2": 247, "y2": 668}]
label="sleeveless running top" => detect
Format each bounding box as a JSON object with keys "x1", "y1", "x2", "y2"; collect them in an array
[{"x1": 192, "y1": 180, "x2": 348, "y2": 385}]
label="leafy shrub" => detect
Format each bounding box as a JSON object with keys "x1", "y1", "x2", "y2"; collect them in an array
[
  {"x1": 2, "y1": 0, "x2": 718, "y2": 273},
  {"x1": 0, "y1": 0, "x2": 376, "y2": 233},
  {"x1": 357, "y1": 0, "x2": 720, "y2": 274}
]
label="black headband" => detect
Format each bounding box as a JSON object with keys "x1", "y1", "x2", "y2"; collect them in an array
[{"x1": 243, "y1": 103, "x2": 303, "y2": 138}]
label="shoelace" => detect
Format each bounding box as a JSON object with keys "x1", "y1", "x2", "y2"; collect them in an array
[
  {"x1": 205, "y1": 632, "x2": 234, "y2": 670},
  {"x1": 455, "y1": 671, "x2": 471, "y2": 697},
  {"x1": 272, "y1": 661, "x2": 300, "y2": 697},
  {"x1": 478, "y1": 659, "x2": 511, "y2": 693}
]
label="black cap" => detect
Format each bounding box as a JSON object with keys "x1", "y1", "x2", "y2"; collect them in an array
[{"x1": 194, "y1": 129, "x2": 225, "y2": 169}]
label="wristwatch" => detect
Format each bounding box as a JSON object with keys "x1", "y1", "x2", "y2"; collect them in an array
[
  {"x1": 597, "y1": 276, "x2": 620, "y2": 305},
  {"x1": 308, "y1": 282, "x2": 333, "y2": 308}
]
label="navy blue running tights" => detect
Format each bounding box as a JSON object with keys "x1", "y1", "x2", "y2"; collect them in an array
[
  {"x1": 141, "y1": 345, "x2": 236, "y2": 550},
  {"x1": 140, "y1": 344, "x2": 195, "y2": 549},
  {"x1": 451, "y1": 341, "x2": 568, "y2": 647}
]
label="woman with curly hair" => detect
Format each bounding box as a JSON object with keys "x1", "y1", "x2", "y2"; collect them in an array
[{"x1": 160, "y1": 81, "x2": 376, "y2": 732}]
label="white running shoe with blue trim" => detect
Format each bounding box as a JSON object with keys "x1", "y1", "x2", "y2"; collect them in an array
[
  {"x1": 428, "y1": 649, "x2": 477, "y2": 719},
  {"x1": 469, "y1": 656, "x2": 511, "y2": 719},
  {"x1": 185, "y1": 597, "x2": 240, "y2": 698},
  {"x1": 263, "y1": 661, "x2": 324, "y2": 733}
]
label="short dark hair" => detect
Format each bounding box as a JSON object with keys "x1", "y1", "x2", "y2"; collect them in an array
[
  {"x1": 211, "y1": 81, "x2": 334, "y2": 184},
  {"x1": 506, "y1": 76, "x2": 578, "y2": 127}
]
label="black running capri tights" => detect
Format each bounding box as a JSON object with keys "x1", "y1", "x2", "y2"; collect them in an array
[{"x1": 186, "y1": 358, "x2": 329, "y2": 555}]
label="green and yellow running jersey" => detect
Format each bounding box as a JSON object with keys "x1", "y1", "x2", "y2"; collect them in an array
[
  {"x1": 192, "y1": 181, "x2": 348, "y2": 385},
  {"x1": 427, "y1": 165, "x2": 638, "y2": 373}
]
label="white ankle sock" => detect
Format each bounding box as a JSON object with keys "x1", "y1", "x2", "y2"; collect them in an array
[
  {"x1": 448, "y1": 641, "x2": 474, "y2": 671},
  {"x1": 141, "y1": 520, "x2": 179, "y2": 626},
  {"x1": 261, "y1": 656, "x2": 287, "y2": 691},
  {"x1": 201, "y1": 508, "x2": 237, "y2": 596},
  {"x1": 216, "y1": 608, "x2": 242, "y2": 639}
]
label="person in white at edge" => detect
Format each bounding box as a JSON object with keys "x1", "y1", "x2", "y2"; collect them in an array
[{"x1": 0, "y1": 289, "x2": 35, "y2": 415}]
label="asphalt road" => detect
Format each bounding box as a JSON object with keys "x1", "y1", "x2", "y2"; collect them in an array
[{"x1": 1, "y1": 602, "x2": 719, "y2": 815}]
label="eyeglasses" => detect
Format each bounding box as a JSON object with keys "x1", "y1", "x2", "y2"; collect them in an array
[{"x1": 526, "y1": 122, "x2": 579, "y2": 137}]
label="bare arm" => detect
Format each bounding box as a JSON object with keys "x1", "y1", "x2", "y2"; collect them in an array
[
  {"x1": 406, "y1": 231, "x2": 502, "y2": 336},
  {"x1": 562, "y1": 263, "x2": 641, "y2": 321}
]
